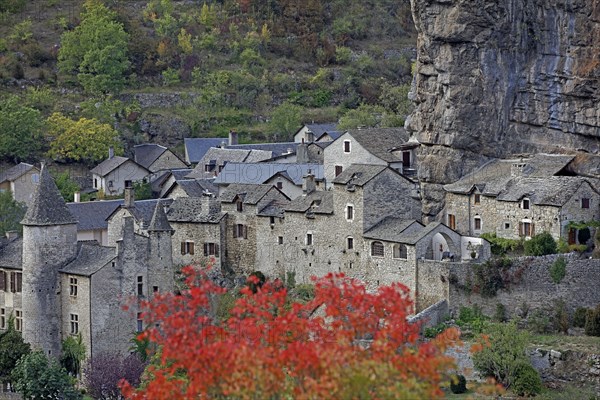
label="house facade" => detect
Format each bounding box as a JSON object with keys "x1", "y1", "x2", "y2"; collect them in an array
[
  {"x1": 90, "y1": 156, "x2": 150, "y2": 196},
  {"x1": 0, "y1": 163, "x2": 40, "y2": 206}
]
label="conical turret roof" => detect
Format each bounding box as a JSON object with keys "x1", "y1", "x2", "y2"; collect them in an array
[
  {"x1": 148, "y1": 200, "x2": 173, "y2": 232},
  {"x1": 21, "y1": 165, "x2": 77, "y2": 226}
]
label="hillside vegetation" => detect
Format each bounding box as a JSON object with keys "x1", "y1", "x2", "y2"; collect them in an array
[{"x1": 0, "y1": 0, "x2": 415, "y2": 163}]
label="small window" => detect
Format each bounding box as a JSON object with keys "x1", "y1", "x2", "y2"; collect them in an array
[
  {"x1": 371, "y1": 241, "x2": 384, "y2": 257},
  {"x1": 343, "y1": 140, "x2": 351, "y2": 153},
  {"x1": 108, "y1": 180, "x2": 113, "y2": 188},
  {"x1": 474, "y1": 194, "x2": 481, "y2": 205},
  {"x1": 347, "y1": 237, "x2": 354, "y2": 250},
  {"x1": 504, "y1": 222, "x2": 511, "y2": 230},
  {"x1": 306, "y1": 233, "x2": 313, "y2": 246},
  {"x1": 0, "y1": 308, "x2": 5, "y2": 329},
  {"x1": 270, "y1": 216, "x2": 275, "y2": 224},
  {"x1": 153, "y1": 286, "x2": 159, "y2": 293},
  {"x1": 70, "y1": 313, "x2": 79, "y2": 335},
  {"x1": 522, "y1": 198, "x2": 530, "y2": 210},
  {"x1": 10, "y1": 272, "x2": 22, "y2": 293},
  {"x1": 582, "y1": 198, "x2": 590, "y2": 209},
  {"x1": 335, "y1": 165, "x2": 343, "y2": 177},
  {"x1": 447, "y1": 214, "x2": 456, "y2": 230},
  {"x1": 234, "y1": 224, "x2": 247, "y2": 239},
  {"x1": 0, "y1": 271, "x2": 6, "y2": 292},
  {"x1": 203, "y1": 243, "x2": 220, "y2": 257},
  {"x1": 278, "y1": 236, "x2": 283, "y2": 245},
  {"x1": 31, "y1": 173, "x2": 39, "y2": 183},
  {"x1": 276, "y1": 182, "x2": 283, "y2": 189},
  {"x1": 181, "y1": 241, "x2": 195, "y2": 255},
  {"x1": 15, "y1": 310, "x2": 22, "y2": 332},
  {"x1": 474, "y1": 217, "x2": 482, "y2": 231},
  {"x1": 236, "y1": 200, "x2": 243, "y2": 212},
  {"x1": 137, "y1": 276, "x2": 144, "y2": 296},
  {"x1": 346, "y1": 205, "x2": 354, "y2": 221},
  {"x1": 69, "y1": 276, "x2": 78, "y2": 297},
  {"x1": 137, "y1": 312, "x2": 143, "y2": 333},
  {"x1": 393, "y1": 244, "x2": 407, "y2": 259}
]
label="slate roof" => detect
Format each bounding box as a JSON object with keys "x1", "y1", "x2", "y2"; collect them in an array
[
  {"x1": 107, "y1": 199, "x2": 174, "y2": 229},
  {"x1": 444, "y1": 154, "x2": 576, "y2": 196},
  {"x1": 90, "y1": 156, "x2": 131, "y2": 176},
  {"x1": 150, "y1": 168, "x2": 195, "y2": 194},
  {"x1": 332, "y1": 164, "x2": 389, "y2": 186},
  {"x1": 148, "y1": 200, "x2": 174, "y2": 232},
  {"x1": 363, "y1": 217, "x2": 424, "y2": 242},
  {"x1": 496, "y1": 176, "x2": 597, "y2": 206},
  {"x1": 305, "y1": 123, "x2": 338, "y2": 137},
  {"x1": 67, "y1": 199, "x2": 124, "y2": 231},
  {"x1": 184, "y1": 138, "x2": 227, "y2": 164},
  {"x1": 163, "y1": 179, "x2": 217, "y2": 198},
  {"x1": 393, "y1": 221, "x2": 448, "y2": 245},
  {"x1": 285, "y1": 191, "x2": 334, "y2": 214},
  {"x1": 134, "y1": 144, "x2": 168, "y2": 169},
  {"x1": 258, "y1": 199, "x2": 289, "y2": 217},
  {"x1": 167, "y1": 197, "x2": 225, "y2": 223},
  {"x1": 0, "y1": 236, "x2": 23, "y2": 270},
  {"x1": 22, "y1": 166, "x2": 78, "y2": 226},
  {"x1": 345, "y1": 128, "x2": 410, "y2": 162},
  {"x1": 228, "y1": 142, "x2": 297, "y2": 158},
  {"x1": 214, "y1": 163, "x2": 324, "y2": 186},
  {"x1": 186, "y1": 148, "x2": 273, "y2": 179},
  {"x1": 316, "y1": 131, "x2": 343, "y2": 141},
  {"x1": 0, "y1": 163, "x2": 37, "y2": 183},
  {"x1": 60, "y1": 242, "x2": 116, "y2": 277},
  {"x1": 220, "y1": 184, "x2": 274, "y2": 205}
]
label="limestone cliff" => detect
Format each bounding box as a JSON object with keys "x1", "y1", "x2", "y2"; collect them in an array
[{"x1": 408, "y1": 0, "x2": 600, "y2": 219}]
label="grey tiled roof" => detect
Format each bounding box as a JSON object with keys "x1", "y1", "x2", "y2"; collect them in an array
[
  {"x1": 163, "y1": 179, "x2": 217, "y2": 198},
  {"x1": 332, "y1": 164, "x2": 389, "y2": 186},
  {"x1": 167, "y1": 197, "x2": 225, "y2": 223},
  {"x1": 444, "y1": 154, "x2": 576, "y2": 196},
  {"x1": 303, "y1": 123, "x2": 338, "y2": 137},
  {"x1": 184, "y1": 138, "x2": 226, "y2": 164},
  {"x1": 148, "y1": 200, "x2": 174, "y2": 232},
  {"x1": 60, "y1": 242, "x2": 116, "y2": 277},
  {"x1": 346, "y1": 128, "x2": 410, "y2": 162},
  {"x1": 0, "y1": 163, "x2": 37, "y2": 184},
  {"x1": 22, "y1": 166, "x2": 77, "y2": 226},
  {"x1": 0, "y1": 236, "x2": 22, "y2": 269},
  {"x1": 496, "y1": 176, "x2": 597, "y2": 206},
  {"x1": 134, "y1": 144, "x2": 167, "y2": 169},
  {"x1": 214, "y1": 163, "x2": 324, "y2": 185},
  {"x1": 393, "y1": 221, "x2": 447, "y2": 245},
  {"x1": 285, "y1": 191, "x2": 334, "y2": 214},
  {"x1": 90, "y1": 156, "x2": 130, "y2": 176},
  {"x1": 107, "y1": 199, "x2": 173, "y2": 229},
  {"x1": 316, "y1": 131, "x2": 343, "y2": 141},
  {"x1": 186, "y1": 148, "x2": 273, "y2": 179},
  {"x1": 220, "y1": 184, "x2": 274, "y2": 205},
  {"x1": 258, "y1": 199, "x2": 290, "y2": 217},
  {"x1": 67, "y1": 199, "x2": 124, "y2": 231},
  {"x1": 228, "y1": 142, "x2": 298, "y2": 158},
  {"x1": 363, "y1": 217, "x2": 424, "y2": 242}
]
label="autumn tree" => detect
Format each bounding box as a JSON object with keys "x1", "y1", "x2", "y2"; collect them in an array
[
  {"x1": 46, "y1": 113, "x2": 123, "y2": 164},
  {"x1": 0, "y1": 96, "x2": 44, "y2": 162},
  {"x1": 58, "y1": 0, "x2": 130, "y2": 94},
  {"x1": 121, "y1": 270, "x2": 460, "y2": 399}
]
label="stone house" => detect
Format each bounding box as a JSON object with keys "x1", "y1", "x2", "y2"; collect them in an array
[
  {"x1": 161, "y1": 179, "x2": 217, "y2": 199},
  {"x1": 443, "y1": 154, "x2": 598, "y2": 242},
  {"x1": 0, "y1": 163, "x2": 40, "y2": 206},
  {"x1": 186, "y1": 148, "x2": 273, "y2": 180},
  {"x1": 67, "y1": 199, "x2": 123, "y2": 246},
  {"x1": 323, "y1": 128, "x2": 418, "y2": 185},
  {"x1": 90, "y1": 156, "x2": 150, "y2": 196},
  {"x1": 133, "y1": 144, "x2": 188, "y2": 173},
  {"x1": 293, "y1": 123, "x2": 341, "y2": 143},
  {"x1": 150, "y1": 168, "x2": 193, "y2": 198}
]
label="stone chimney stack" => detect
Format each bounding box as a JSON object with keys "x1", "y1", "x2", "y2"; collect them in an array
[
  {"x1": 74, "y1": 191, "x2": 80, "y2": 203},
  {"x1": 302, "y1": 169, "x2": 316, "y2": 195},
  {"x1": 511, "y1": 160, "x2": 526, "y2": 177},
  {"x1": 297, "y1": 139, "x2": 308, "y2": 163},
  {"x1": 124, "y1": 180, "x2": 134, "y2": 208},
  {"x1": 109, "y1": 147, "x2": 114, "y2": 159},
  {"x1": 229, "y1": 130, "x2": 238, "y2": 146},
  {"x1": 306, "y1": 130, "x2": 314, "y2": 143}
]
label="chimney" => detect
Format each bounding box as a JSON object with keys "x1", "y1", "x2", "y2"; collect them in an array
[
  {"x1": 124, "y1": 180, "x2": 134, "y2": 208},
  {"x1": 511, "y1": 160, "x2": 526, "y2": 177},
  {"x1": 109, "y1": 147, "x2": 114, "y2": 159},
  {"x1": 302, "y1": 169, "x2": 316, "y2": 195},
  {"x1": 220, "y1": 140, "x2": 227, "y2": 148},
  {"x1": 306, "y1": 130, "x2": 314, "y2": 143},
  {"x1": 229, "y1": 130, "x2": 238, "y2": 146},
  {"x1": 297, "y1": 140, "x2": 308, "y2": 163},
  {"x1": 74, "y1": 191, "x2": 80, "y2": 203},
  {"x1": 201, "y1": 192, "x2": 220, "y2": 215}
]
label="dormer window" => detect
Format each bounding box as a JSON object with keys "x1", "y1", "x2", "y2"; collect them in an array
[
  {"x1": 343, "y1": 140, "x2": 351, "y2": 153},
  {"x1": 522, "y1": 198, "x2": 530, "y2": 210},
  {"x1": 236, "y1": 200, "x2": 243, "y2": 212},
  {"x1": 474, "y1": 194, "x2": 481, "y2": 205}
]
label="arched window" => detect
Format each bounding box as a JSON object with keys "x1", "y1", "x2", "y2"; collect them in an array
[
  {"x1": 393, "y1": 244, "x2": 407, "y2": 259},
  {"x1": 371, "y1": 241, "x2": 384, "y2": 257}
]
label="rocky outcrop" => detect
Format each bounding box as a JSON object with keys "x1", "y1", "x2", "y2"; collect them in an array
[{"x1": 408, "y1": 0, "x2": 600, "y2": 219}]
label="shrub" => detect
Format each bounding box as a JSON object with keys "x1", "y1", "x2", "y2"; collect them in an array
[
  {"x1": 549, "y1": 256, "x2": 567, "y2": 284},
  {"x1": 457, "y1": 305, "x2": 488, "y2": 334},
  {"x1": 573, "y1": 307, "x2": 588, "y2": 328},
  {"x1": 524, "y1": 232, "x2": 557, "y2": 256},
  {"x1": 511, "y1": 363, "x2": 542, "y2": 396},
  {"x1": 480, "y1": 233, "x2": 522, "y2": 256},
  {"x1": 585, "y1": 305, "x2": 600, "y2": 336},
  {"x1": 528, "y1": 309, "x2": 552, "y2": 334},
  {"x1": 424, "y1": 322, "x2": 447, "y2": 339},
  {"x1": 553, "y1": 299, "x2": 570, "y2": 334},
  {"x1": 450, "y1": 374, "x2": 467, "y2": 394},
  {"x1": 493, "y1": 303, "x2": 506, "y2": 323}
]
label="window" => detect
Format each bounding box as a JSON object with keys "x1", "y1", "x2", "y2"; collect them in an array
[
  {"x1": 0, "y1": 271, "x2": 6, "y2": 292},
  {"x1": 204, "y1": 164, "x2": 214, "y2": 172},
  {"x1": 270, "y1": 216, "x2": 275, "y2": 224},
  {"x1": 236, "y1": 200, "x2": 243, "y2": 212},
  {"x1": 108, "y1": 180, "x2": 113, "y2": 188},
  {"x1": 402, "y1": 151, "x2": 411, "y2": 168},
  {"x1": 306, "y1": 233, "x2": 313, "y2": 246},
  {"x1": 276, "y1": 182, "x2": 283, "y2": 189},
  {"x1": 0, "y1": 308, "x2": 5, "y2": 329},
  {"x1": 181, "y1": 241, "x2": 195, "y2": 255},
  {"x1": 70, "y1": 313, "x2": 78, "y2": 335},
  {"x1": 278, "y1": 236, "x2": 283, "y2": 245},
  {"x1": 520, "y1": 221, "x2": 534, "y2": 237},
  {"x1": 474, "y1": 216, "x2": 482, "y2": 231},
  {"x1": 346, "y1": 205, "x2": 354, "y2": 221},
  {"x1": 15, "y1": 310, "x2": 22, "y2": 332},
  {"x1": 522, "y1": 198, "x2": 530, "y2": 210},
  {"x1": 153, "y1": 286, "x2": 159, "y2": 293},
  {"x1": 94, "y1": 178, "x2": 98, "y2": 188},
  {"x1": 347, "y1": 237, "x2": 354, "y2": 250},
  {"x1": 203, "y1": 243, "x2": 220, "y2": 258},
  {"x1": 335, "y1": 165, "x2": 343, "y2": 177},
  {"x1": 69, "y1": 276, "x2": 78, "y2": 297},
  {"x1": 343, "y1": 140, "x2": 351, "y2": 153},
  {"x1": 137, "y1": 276, "x2": 144, "y2": 296},
  {"x1": 393, "y1": 244, "x2": 408, "y2": 259},
  {"x1": 447, "y1": 214, "x2": 456, "y2": 230},
  {"x1": 137, "y1": 312, "x2": 143, "y2": 333},
  {"x1": 31, "y1": 173, "x2": 39, "y2": 183},
  {"x1": 504, "y1": 222, "x2": 511, "y2": 230},
  {"x1": 10, "y1": 272, "x2": 22, "y2": 293},
  {"x1": 474, "y1": 194, "x2": 481, "y2": 205},
  {"x1": 371, "y1": 241, "x2": 384, "y2": 257},
  {"x1": 582, "y1": 198, "x2": 590, "y2": 209},
  {"x1": 233, "y1": 224, "x2": 248, "y2": 239}
]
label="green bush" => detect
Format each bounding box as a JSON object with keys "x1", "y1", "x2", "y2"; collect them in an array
[
  {"x1": 423, "y1": 322, "x2": 447, "y2": 339},
  {"x1": 553, "y1": 299, "x2": 570, "y2": 334},
  {"x1": 549, "y1": 256, "x2": 567, "y2": 284},
  {"x1": 493, "y1": 303, "x2": 506, "y2": 323},
  {"x1": 528, "y1": 309, "x2": 552, "y2": 334},
  {"x1": 511, "y1": 363, "x2": 542, "y2": 396},
  {"x1": 585, "y1": 305, "x2": 600, "y2": 336},
  {"x1": 524, "y1": 232, "x2": 557, "y2": 256},
  {"x1": 480, "y1": 233, "x2": 522, "y2": 256},
  {"x1": 450, "y1": 374, "x2": 467, "y2": 394},
  {"x1": 457, "y1": 305, "x2": 488, "y2": 334},
  {"x1": 573, "y1": 307, "x2": 588, "y2": 328}
]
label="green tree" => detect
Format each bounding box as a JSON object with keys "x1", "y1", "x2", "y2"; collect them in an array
[
  {"x1": 338, "y1": 103, "x2": 384, "y2": 130},
  {"x1": 46, "y1": 113, "x2": 123, "y2": 164},
  {"x1": 60, "y1": 334, "x2": 86, "y2": 377},
  {"x1": 12, "y1": 350, "x2": 81, "y2": 400},
  {"x1": 0, "y1": 316, "x2": 30, "y2": 388},
  {"x1": 133, "y1": 180, "x2": 153, "y2": 201},
  {"x1": 524, "y1": 232, "x2": 557, "y2": 256},
  {"x1": 268, "y1": 101, "x2": 302, "y2": 140},
  {"x1": 53, "y1": 171, "x2": 80, "y2": 203},
  {"x1": 0, "y1": 96, "x2": 44, "y2": 162},
  {"x1": 0, "y1": 191, "x2": 26, "y2": 236},
  {"x1": 58, "y1": 0, "x2": 130, "y2": 94}
]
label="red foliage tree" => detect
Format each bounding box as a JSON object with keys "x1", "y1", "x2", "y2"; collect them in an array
[{"x1": 121, "y1": 268, "x2": 460, "y2": 399}]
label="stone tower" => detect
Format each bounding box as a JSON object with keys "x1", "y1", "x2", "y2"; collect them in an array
[
  {"x1": 21, "y1": 166, "x2": 78, "y2": 357},
  {"x1": 147, "y1": 200, "x2": 174, "y2": 293}
]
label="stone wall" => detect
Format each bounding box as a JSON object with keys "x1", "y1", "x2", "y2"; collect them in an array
[
  {"x1": 170, "y1": 220, "x2": 224, "y2": 269},
  {"x1": 408, "y1": 300, "x2": 449, "y2": 333}
]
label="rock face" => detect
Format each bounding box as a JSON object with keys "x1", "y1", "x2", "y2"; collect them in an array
[{"x1": 408, "y1": 0, "x2": 600, "y2": 219}]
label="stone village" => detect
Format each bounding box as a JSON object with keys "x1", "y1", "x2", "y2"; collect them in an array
[{"x1": 0, "y1": 124, "x2": 599, "y2": 363}]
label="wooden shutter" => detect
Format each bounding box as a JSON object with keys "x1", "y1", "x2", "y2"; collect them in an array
[
  {"x1": 233, "y1": 225, "x2": 238, "y2": 238},
  {"x1": 189, "y1": 242, "x2": 195, "y2": 255},
  {"x1": 16, "y1": 273, "x2": 21, "y2": 292},
  {"x1": 181, "y1": 242, "x2": 186, "y2": 255},
  {"x1": 518, "y1": 222, "x2": 523, "y2": 236},
  {"x1": 243, "y1": 225, "x2": 248, "y2": 239},
  {"x1": 531, "y1": 223, "x2": 535, "y2": 237},
  {"x1": 215, "y1": 244, "x2": 219, "y2": 258},
  {"x1": 204, "y1": 243, "x2": 208, "y2": 256},
  {"x1": 9, "y1": 272, "x2": 15, "y2": 293},
  {"x1": 0, "y1": 271, "x2": 5, "y2": 292}
]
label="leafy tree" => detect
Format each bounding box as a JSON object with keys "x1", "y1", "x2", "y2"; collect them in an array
[
  {"x1": 268, "y1": 101, "x2": 302, "y2": 140},
  {"x1": 53, "y1": 171, "x2": 80, "y2": 202},
  {"x1": 58, "y1": 0, "x2": 130, "y2": 94},
  {"x1": 12, "y1": 350, "x2": 81, "y2": 400},
  {"x1": 46, "y1": 113, "x2": 123, "y2": 164},
  {"x1": 60, "y1": 334, "x2": 86, "y2": 377},
  {"x1": 524, "y1": 232, "x2": 557, "y2": 256},
  {"x1": 121, "y1": 269, "x2": 461, "y2": 399},
  {"x1": 549, "y1": 256, "x2": 567, "y2": 284},
  {"x1": 132, "y1": 180, "x2": 152, "y2": 201},
  {"x1": 0, "y1": 316, "x2": 30, "y2": 388},
  {"x1": 0, "y1": 96, "x2": 44, "y2": 162},
  {"x1": 338, "y1": 103, "x2": 383, "y2": 130},
  {"x1": 0, "y1": 191, "x2": 26, "y2": 236},
  {"x1": 0, "y1": 0, "x2": 25, "y2": 14}
]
